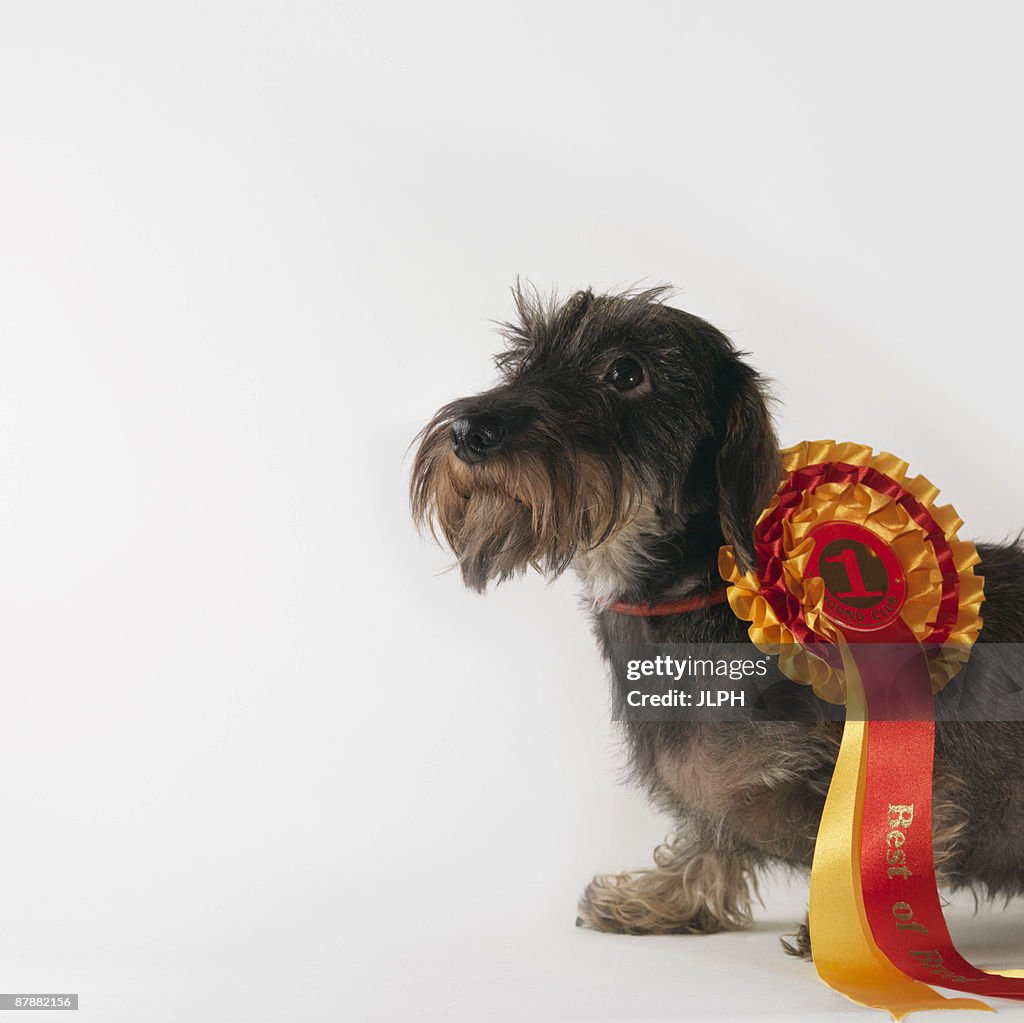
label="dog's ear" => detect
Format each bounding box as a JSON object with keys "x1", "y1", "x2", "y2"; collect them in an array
[{"x1": 715, "y1": 358, "x2": 780, "y2": 573}]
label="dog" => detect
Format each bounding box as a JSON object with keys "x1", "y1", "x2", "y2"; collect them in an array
[{"x1": 410, "y1": 284, "x2": 1024, "y2": 955}]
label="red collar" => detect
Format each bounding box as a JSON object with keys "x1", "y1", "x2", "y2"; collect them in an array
[{"x1": 605, "y1": 588, "x2": 730, "y2": 617}]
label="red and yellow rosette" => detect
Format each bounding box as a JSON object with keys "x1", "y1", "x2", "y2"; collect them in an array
[{"x1": 720, "y1": 441, "x2": 1024, "y2": 1018}]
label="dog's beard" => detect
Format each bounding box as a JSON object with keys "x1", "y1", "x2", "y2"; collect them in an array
[{"x1": 411, "y1": 422, "x2": 634, "y2": 591}]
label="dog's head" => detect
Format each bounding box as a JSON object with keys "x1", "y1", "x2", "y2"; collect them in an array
[{"x1": 411, "y1": 285, "x2": 779, "y2": 594}]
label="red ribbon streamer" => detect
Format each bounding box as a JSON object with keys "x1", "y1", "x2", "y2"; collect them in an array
[{"x1": 853, "y1": 621, "x2": 1024, "y2": 999}]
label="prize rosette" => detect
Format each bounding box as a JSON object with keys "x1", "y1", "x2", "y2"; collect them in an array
[
  {"x1": 719, "y1": 440, "x2": 984, "y2": 705},
  {"x1": 720, "y1": 441, "x2": 1024, "y2": 1018}
]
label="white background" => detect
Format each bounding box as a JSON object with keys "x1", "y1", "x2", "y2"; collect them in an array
[{"x1": 1, "y1": 2, "x2": 1023, "y2": 1021}]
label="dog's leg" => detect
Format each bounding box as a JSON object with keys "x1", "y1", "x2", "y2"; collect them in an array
[{"x1": 576, "y1": 828, "x2": 757, "y2": 935}]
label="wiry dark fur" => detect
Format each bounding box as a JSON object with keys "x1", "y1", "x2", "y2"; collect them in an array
[{"x1": 411, "y1": 284, "x2": 1024, "y2": 955}]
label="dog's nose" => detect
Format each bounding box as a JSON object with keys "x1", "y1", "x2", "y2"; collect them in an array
[{"x1": 450, "y1": 413, "x2": 507, "y2": 464}]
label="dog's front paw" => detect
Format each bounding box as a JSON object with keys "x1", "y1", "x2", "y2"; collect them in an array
[
  {"x1": 576, "y1": 868, "x2": 748, "y2": 936},
  {"x1": 780, "y1": 917, "x2": 812, "y2": 960}
]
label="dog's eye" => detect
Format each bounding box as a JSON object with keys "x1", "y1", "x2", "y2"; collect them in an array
[{"x1": 604, "y1": 356, "x2": 645, "y2": 392}]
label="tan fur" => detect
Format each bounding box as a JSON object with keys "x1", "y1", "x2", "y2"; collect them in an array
[
  {"x1": 933, "y1": 773, "x2": 971, "y2": 884},
  {"x1": 577, "y1": 831, "x2": 757, "y2": 935},
  {"x1": 653, "y1": 742, "x2": 807, "y2": 814},
  {"x1": 412, "y1": 423, "x2": 638, "y2": 588},
  {"x1": 573, "y1": 500, "x2": 665, "y2": 604}
]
